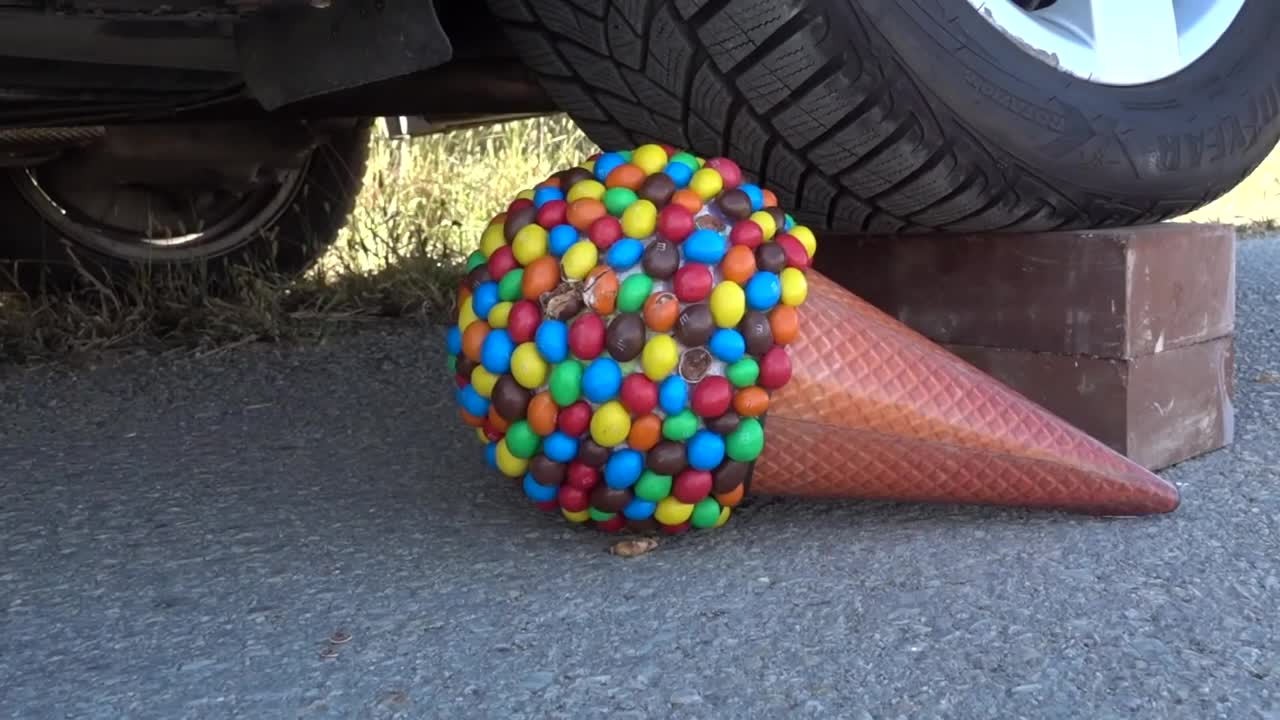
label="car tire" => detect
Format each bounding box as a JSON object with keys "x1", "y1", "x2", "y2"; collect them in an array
[{"x1": 489, "y1": 0, "x2": 1280, "y2": 232}]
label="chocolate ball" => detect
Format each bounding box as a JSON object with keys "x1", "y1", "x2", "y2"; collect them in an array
[
  {"x1": 706, "y1": 411, "x2": 741, "y2": 435},
  {"x1": 647, "y1": 441, "x2": 687, "y2": 476},
  {"x1": 716, "y1": 189, "x2": 753, "y2": 221},
  {"x1": 530, "y1": 455, "x2": 566, "y2": 486},
  {"x1": 756, "y1": 243, "x2": 787, "y2": 274},
  {"x1": 627, "y1": 518, "x2": 658, "y2": 533},
  {"x1": 466, "y1": 264, "x2": 491, "y2": 290},
  {"x1": 491, "y1": 375, "x2": 532, "y2": 420},
  {"x1": 590, "y1": 485, "x2": 632, "y2": 513},
  {"x1": 639, "y1": 173, "x2": 676, "y2": 206},
  {"x1": 740, "y1": 310, "x2": 774, "y2": 356},
  {"x1": 578, "y1": 439, "x2": 611, "y2": 467},
  {"x1": 642, "y1": 239, "x2": 680, "y2": 279},
  {"x1": 679, "y1": 347, "x2": 713, "y2": 382},
  {"x1": 674, "y1": 304, "x2": 714, "y2": 347},
  {"x1": 560, "y1": 167, "x2": 593, "y2": 189},
  {"x1": 713, "y1": 460, "x2": 752, "y2": 494},
  {"x1": 606, "y1": 313, "x2": 646, "y2": 362},
  {"x1": 541, "y1": 282, "x2": 583, "y2": 320},
  {"x1": 764, "y1": 207, "x2": 787, "y2": 231},
  {"x1": 503, "y1": 204, "x2": 538, "y2": 242},
  {"x1": 456, "y1": 355, "x2": 479, "y2": 380}
]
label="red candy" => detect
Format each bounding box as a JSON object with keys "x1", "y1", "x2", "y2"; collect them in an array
[
  {"x1": 506, "y1": 300, "x2": 541, "y2": 343},
  {"x1": 706, "y1": 157, "x2": 743, "y2": 188},
  {"x1": 660, "y1": 521, "x2": 691, "y2": 535},
  {"x1": 729, "y1": 221, "x2": 764, "y2": 249},
  {"x1": 569, "y1": 313, "x2": 606, "y2": 360},
  {"x1": 566, "y1": 462, "x2": 601, "y2": 491},
  {"x1": 673, "y1": 469, "x2": 713, "y2": 503},
  {"x1": 507, "y1": 197, "x2": 534, "y2": 214},
  {"x1": 484, "y1": 425, "x2": 504, "y2": 442},
  {"x1": 589, "y1": 215, "x2": 624, "y2": 249},
  {"x1": 487, "y1": 245, "x2": 518, "y2": 280},
  {"x1": 690, "y1": 376, "x2": 732, "y2": 417},
  {"x1": 536, "y1": 199, "x2": 568, "y2": 229},
  {"x1": 535, "y1": 499, "x2": 560, "y2": 512},
  {"x1": 774, "y1": 233, "x2": 811, "y2": 269},
  {"x1": 558, "y1": 485, "x2": 590, "y2": 512},
  {"x1": 656, "y1": 204, "x2": 695, "y2": 242},
  {"x1": 558, "y1": 401, "x2": 593, "y2": 437},
  {"x1": 758, "y1": 346, "x2": 793, "y2": 389},
  {"x1": 619, "y1": 374, "x2": 658, "y2": 415},
  {"x1": 595, "y1": 514, "x2": 627, "y2": 533},
  {"x1": 455, "y1": 374, "x2": 469, "y2": 388},
  {"x1": 673, "y1": 263, "x2": 713, "y2": 303}
]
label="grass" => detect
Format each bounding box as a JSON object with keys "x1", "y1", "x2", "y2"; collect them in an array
[{"x1": 1, "y1": 113, "x2": 1278, "y2": 361}]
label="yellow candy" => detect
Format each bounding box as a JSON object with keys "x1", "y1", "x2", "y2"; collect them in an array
[
  {"x1": 641, "y1": 335, "x2": 679, "y2": 381},
  {"x1": 480, "y1": 223, "x2": 507, "y2": 258},
  {"x1": 621, "y1": 199, "x2": 658, "y2": 239},
  {"x1": 488, "y1": 301, "x2": 513, "y2": 329},
  {"x1": 567, "y1": 179, "x2": 606, "y2": 202},
  {"x1": 562, "y1": 508, "x2": 591, "y2": 523},
  {"x1": 457, "y1": 295, "x2": 478, "y2": 331},
  {"x1": 517, "y1": 188, "x2": 536, "y2": 201},
  {"x1": 590, "y1": 400, "x2": 632, "y2": 446},
  {"x1": 561, "y1": 241, "x2": 599, "y2": 280},
  {"x1": 511, "y1": 342, "x2": 549, "y2": 389},
  {"x1": 471, "y1": 365, "x2": 499, "y2": 397},
  {"x1": 495, "y1": 439, "x2": 529, "y2": 477},
  {"x1": 790, "y1": 225, "x2": 817, "y2": 258},
  {"x1": 512, "y1": 224, "x2": 549, "y2": 265},
  {"x1": 631, "y1": 144, "x2": 669, "y2": 175},
  {"x1": 709, "y1": 281, "x2": 746, "y2": 328},
  {"x1": 749, "y1": 210, "x2": 777, "y2": 241},
  {"x1": 689, "y1": 168, "x2": 724, "y2": 200},
  {"x1": 780, "y1": 267, "x2": 808, "y2": 306},
  {"x1": 655, "y1": 496, "x2": 694, "y2": 525},
  {"x1": 714, "y1": 506, "x2": 732, "y2": 528},
  {"x1": 475, "y1": 427, "x2": 489, "y2": 444}
]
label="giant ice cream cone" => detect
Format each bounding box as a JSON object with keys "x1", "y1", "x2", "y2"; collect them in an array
[{"x1": 444, "y1": 145, "x2": 1178, "y2": 534}]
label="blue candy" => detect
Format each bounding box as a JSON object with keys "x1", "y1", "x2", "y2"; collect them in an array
[
  {"x1": 445, "y1": 325, "x2": 462, "y2": 355},
  {"x1": 663, "y1": 161, "x2": 694, "y2": 188},
  {"x1": 484, "y1": 441, "x2": 498, "y2": 469},
  {"x1": 607, "y1": 238, "x2": 645, "y2": 270},
  {"x1": 534, "y1": 186, "x2": 564, "y2": 208},
  {"x1": 605, "y1": 449, "x2": 645, "y2": 489},
  {"x1": 523, "y1": 473, "x2": 558, "y2": 502},
  {"x1": 457, "y1": 385, "x2": 489, "y2": 418},
  {"x1": 784, "y1": 213, "x2": 796, "y2": 231},
  {"x1": 684, "y1": 229, "x2": 728, "y2": 264},
  {"x1": 658, "y1": 375, "x2": 688, "y2": 414},
  {"x1": 740, "y1": 183, "x2": 764, "y2": 211},
  {"x1": 709, "y1": 329, "x2": 747, "y2": 362},
  {"x1": 623, "y1": 497, "x2": 657, "y2": 520},
  {"x1": 471, "y1": 281, "x2": 501, "y2": 320},
  {"x1": 534, "y1": 320, "x2": 569, "y2": 363},
  {"x1": 744, "y1": 271, "x2": 782, "y2": 311},
  {"x1": 480, "y1": 328, "x2": 515, "y2": 374},
  {"x1": 582, "y1": 357, "x2": 623, "y2": 403},
  {"x1": 594, "y1": 152, "x2": 627, "y2": 182},
  {"x1": 687, "y1": 430, "x2": 726, "y2": 471},
  {"x1": 549, "y1": 224, "x2": 579, "y2": 257},
  {"x1": 543, "y1": 431, "x2": 580, "y2": 463}
]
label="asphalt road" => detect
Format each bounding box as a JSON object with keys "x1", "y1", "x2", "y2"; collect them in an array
[{"x1": 2, "y1": 238, "x2": 1279, "y2": 720}]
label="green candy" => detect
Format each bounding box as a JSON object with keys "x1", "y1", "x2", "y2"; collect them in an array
[
  {"x1": 726, "y1": 357, "x2": 760, "y2": 388},
  {"x1": 504, "y1": 420, "x2": 541, "y2": 458},
  {"x1": 498, "y1": 269, "x2": 524, "y2": 301},
  {"x1": 466, "y1": 250, "x2": 486, "y2": 271},
  {"x1": 662, "y1": 410, "x2": 699, "y2": 441},
  {"x1": 588, "y1": 507, "x2": 616, "y2": 522},
  {"x1": 617, "y1": 274, "x2": 653, "y2": 313},
  {"x1": 670, "y1": 152, "x2": 700, "y2": 171},
  {"x1": 635, "y1": 471, "x2": 673, "y2": 502},
  {"x1": 784, "y1": 213, "x2": 795, "y2": 229},
  {"x1": 549, "y1": 360, "x2": 584, "y2": 406},
  {"x1": 619, "y1": 149, "x2": 633, "y2": 161},
  {"x1": 447, "y1": 354, "x2": 457, "y2": 373},
  {"x1": 690, "y1": 497, "x2": 722, "y2": 529},
  {"x1": 603, "y1": 187, "x2": 638, "y2": 216},
  {"x1": 726, "y1": 417, "x2": 764, "y2": 462}
]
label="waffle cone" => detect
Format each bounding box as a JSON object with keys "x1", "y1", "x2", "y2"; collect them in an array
[{"x1": 752, "y1": 273, "x2": 1179, "y2": 515}]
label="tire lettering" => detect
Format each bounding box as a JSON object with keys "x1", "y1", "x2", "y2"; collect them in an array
[
  {"x1": 963, "y1": 70, "x2": 1065, "y2": 132},
  {"x1": 1157, "y1": 75, "x2": 1280, "y2": 172}
]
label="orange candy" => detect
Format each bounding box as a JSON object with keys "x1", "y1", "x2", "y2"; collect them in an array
[
  {"x1": 522, "y1": 256, "x2": 561, "y2": 300},
  {"x1": 627, "y1": 414, "x2": 662, "y2": 451},
  {"x1": 490, "y1": 212, "x2": 507, "y2": 226},
  {"x1": 566, "y1": 198, "x2": 607, "y2": 231},
  {"x1": 487, "y1": 405, "x2": 510, "y2": 433},
  {"x1": 715, "y1": 483, "x2": 745, "y2": 508},
  {"x1": 670, "y1": 189, "x2": 703, "y2": 215},
  {"x1": 585, "y1": 266, "x2": 619, "y2": 314},
  {"x1": 527, "y1": 392, "x2": 559, "y2": 436},
  {"x1": 537, "y1": 176, "x2": 562, "y2": 189},
  {"x1": 605, "y1": 163, "x2": 646, "y2": 190},
  {"x1": 460, "y1": 408, "x2": 486, "y2": 428},
  {"x1": 733, "y1": 386, "x2": 770, "y2": 417},
  {"x1": 642, "y1": 292, "x2": 680, "y2": 332},
  {"x1": 721, "y1": 245, "x2": 757, "y2": 285},
  {"x1": 761, "y1": 188, "x2": 778, "y2": 207},
  {"x1": 769, "y1": 305, "x2": 800, "y2": 345},
  {"x1": 462, "y1": 321, "x2": 490, "y2": 362}
]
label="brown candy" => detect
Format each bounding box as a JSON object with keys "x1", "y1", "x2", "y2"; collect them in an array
[
  {"x1": 647, "y1": 441, "x2": 687, "y2": 476},
  {"x1": 713, "y1": 460, "x2": 752, "y2": 494},
  {"x1": 674, "y1": 304, "x2": 714, "y2": 347},
  {"x1": 491, "y1": 375, "x2": 532, "y2": 420},
  {"x1": 560, "y1": 167, "x2": 593, "y2": 189},
  {"x1": 578, "y1": 439, "x2": 611, "y2": 467},
  {"x1": 642, "y1": 239, "x2": 680, "y2": 279},
  {"x1": 590, "y1": 485, "x2": 632, "y2": 513},
  {"x1": 627, "y1": 518, "x2": 658, "y2": 533},
  {"x1": 696, "y1": 214, "x2": 726, "y2": 231},
  {"x1": 504, "y1": 204, "x2": 538, "y2": 242},
  {"x1": 764, "y1": 207, "x2": 787, "y2": 231},
  {"x1": 606, "y1": 313, "x2": 646, "y2": 361},
  {"x1": 530, "y1": 455, "x2": 566, "y2": 486},
  {"x1": 466, "y1": 265, "x2": 491, "y2": 290},
  {"x1": 639, "y1": 173, "x2": 676, "y2": 207},
  {"x1": 756, "y1": 242, "x2": 787, "y2": 274},
  {"x1": 541, "y1": 281, "x2": 583, "y2": 320},
  {"x1": 705, "y1": 411, "x2": 741, "y2": 435},
  {"x1": 679, "y1": 347, "x2": 713, "y2": 382},
  {"x1": 716, "y1": 189, "x2": 753, "y2": 221},
  {"x1": 740, "y1": 310, "x2": 774, "y2": 356},
  {"x1": 456, "y1": 355, "x2": 479, "y2": 380}
]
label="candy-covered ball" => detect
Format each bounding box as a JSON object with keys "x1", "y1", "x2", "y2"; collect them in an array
[{"x1": 447, "y1": 146, "x2": 817, "y2": 533}]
